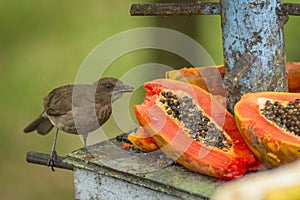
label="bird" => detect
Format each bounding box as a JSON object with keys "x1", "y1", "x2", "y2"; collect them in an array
[{"x1": 24, "y1": 77, "x2": 134, "y2": 171}]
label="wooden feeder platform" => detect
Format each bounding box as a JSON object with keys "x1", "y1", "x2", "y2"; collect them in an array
[
  {"x1": 28, "y1": 136, "x2": 225, "y2": 199},
  {"x1": 64, "y1": 137, "x2": 225, "y2": 199}
]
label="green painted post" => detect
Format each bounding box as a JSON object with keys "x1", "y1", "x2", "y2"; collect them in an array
[{"x1": 220, "y1": 0, "x2": 288, "y2": 113}]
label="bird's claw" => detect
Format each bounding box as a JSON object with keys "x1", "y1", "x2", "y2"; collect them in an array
[
  {"x1": 84, "y1": 147, "x2": 95, "y2": 159},
  {"x1": 47, "y1": 150, "x2": 58, "y2": 171}
]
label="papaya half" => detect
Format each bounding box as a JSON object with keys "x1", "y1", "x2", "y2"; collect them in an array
[
  {"x1": 166, "y1": 62, "x2": 300, "y2": 95},
  {"x1": 134, "y1": 79, "x2": 258, "y2": 180},
  {"x1": 234, "y1": 92, "x2": 300, "y2": 168}
]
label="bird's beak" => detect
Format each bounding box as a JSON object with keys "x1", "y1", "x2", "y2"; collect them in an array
[{"x1": 115, "y1": 84, "x2": 134, "y2": 93}]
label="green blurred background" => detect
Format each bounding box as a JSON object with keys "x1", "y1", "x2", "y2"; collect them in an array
[{"x1": 1, "y1": 0, "x2": 299, "y2": 199}]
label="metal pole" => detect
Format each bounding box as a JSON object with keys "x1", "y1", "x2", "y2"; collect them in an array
[{"x1": 220, "y1": 0, "x2": 288, "y2": 113}]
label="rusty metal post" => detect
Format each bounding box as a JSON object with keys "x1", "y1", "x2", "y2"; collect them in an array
[{"x1": 220, "y1": 0, "x2": 288, "y2": 113}]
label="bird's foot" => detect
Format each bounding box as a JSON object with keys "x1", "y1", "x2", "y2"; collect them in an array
[
  {"x1": 84, "y1": 147, "x2": 95, "y2": 159},
  {"x1": 47, "y1": 150, "x2": 58, "y2": 172}
]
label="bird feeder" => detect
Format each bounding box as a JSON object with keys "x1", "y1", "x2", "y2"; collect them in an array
[{"x1": 26, "y1": 1, "x2": 300, "y2": 199}]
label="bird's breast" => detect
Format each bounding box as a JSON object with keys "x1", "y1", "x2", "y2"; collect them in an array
[{"x1": 95, "y1": 104, "x2": 112, "y2": 126}]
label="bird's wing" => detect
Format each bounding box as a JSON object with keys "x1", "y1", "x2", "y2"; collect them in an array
[
  {"x1": 43, "y1": 85, "x2": 73, "y2": 116},
  {"x1": 43, "y1": 84, "x2": 95, "y2": 116}
]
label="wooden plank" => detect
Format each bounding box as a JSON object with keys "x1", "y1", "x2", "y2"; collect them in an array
[{"x1": 64, "y1": 139, "x2": 223, "y2": 199}]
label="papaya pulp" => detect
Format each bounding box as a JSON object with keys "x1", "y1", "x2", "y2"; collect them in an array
[
  {"x1": 134, "y1": 79, "x2": 258, "y2": 180},
  {"x1": 127, "y1": 126, "x2": 159, "y2": 152},
  {"x1": 235, "y1": 92, "x2": 300, "y2": 168}
]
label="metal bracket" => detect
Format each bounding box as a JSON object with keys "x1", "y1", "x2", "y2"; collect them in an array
[
  {"x1": 26, "y1": 151, "x2": 73, "y2": 171},
  {"x1": 130, "y1": 2, "x2": 300, "y2": 16}
]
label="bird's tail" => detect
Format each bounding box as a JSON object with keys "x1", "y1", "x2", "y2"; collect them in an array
[{"x1": 24, "y1": 112, "x2": 54, "y2": 135}]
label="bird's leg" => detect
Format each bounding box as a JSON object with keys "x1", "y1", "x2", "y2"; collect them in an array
[
  {"x1": 82, "y1": 134, "x2": 94, "y2": 158},
  {"x1": 82, "y1": 134, "x2": 87, "y2": 149},
  {"x1": 47, "y1": 128, "x2": 59, "y2": 171}
]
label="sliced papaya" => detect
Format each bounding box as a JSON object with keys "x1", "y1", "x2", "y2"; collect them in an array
[
  {"x1": 127, "y1": 126, "x2": 159, "y2": 152},
  {"x1": 166, "y1": 62, "x2": 300, "y2": 95},
  {"x1": 132, "y1": 62, "x2": 300, "y2": 153},
  {"x1": 234, "y1": 92, "x2": 300, "y2": 168},
  {"x1": 134, "y1": 79, "x2": 258, "y2": 180}
]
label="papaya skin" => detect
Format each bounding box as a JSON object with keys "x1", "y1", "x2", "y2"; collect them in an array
[
  {"x1": 287, "y1": 62, "x2": 300, "y2": 93},
  {"x1": 166, "y1": 62, "x2": 300, "y2": 95},
  {"x1": 234, "y1": 92, "x2": 300, "y2": 168},
  {"x1": 135, "y1": 79, "x2": 259, "y2": 180}
]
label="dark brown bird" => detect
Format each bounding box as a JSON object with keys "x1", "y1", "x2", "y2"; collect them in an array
[{"x1": 24, "y1": 77, "x2": 134, "y2": 170}]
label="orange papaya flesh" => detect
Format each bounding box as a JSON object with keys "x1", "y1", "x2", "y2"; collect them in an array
[
  {"x1": 234, "y1": 92, "x2": 300, "y2": 168},
  {"x1": 134, "y1": 79, "x2": 258, "y2": 180},
  {"x1": 127, "y1": 126, "x2": 159, "y2": 152},
  {"x1": 166, "y1": 62, "x2": 300, "y2": 95}
]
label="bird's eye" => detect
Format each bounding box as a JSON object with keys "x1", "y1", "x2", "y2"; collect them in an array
[{"x1": 105, "y1": 83, "x2": 113, "y2": 89}]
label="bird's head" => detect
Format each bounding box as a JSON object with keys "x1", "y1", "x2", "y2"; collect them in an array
[{"x1": 94, "y1": 77, "x2": 134, "y2": 103}]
